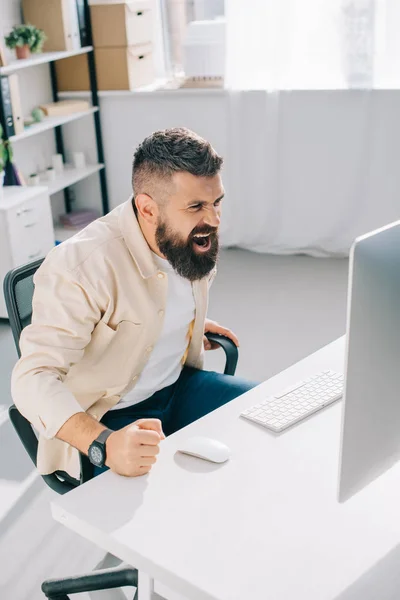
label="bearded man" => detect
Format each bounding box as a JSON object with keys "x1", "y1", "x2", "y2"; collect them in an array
[{"x1": 12, "y1": 128, "x2": 256, "y2": 481}]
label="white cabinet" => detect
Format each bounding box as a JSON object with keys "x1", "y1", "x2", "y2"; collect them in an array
[{"x1": 0, "y1": 186, "x2": 55, "y2": 318}]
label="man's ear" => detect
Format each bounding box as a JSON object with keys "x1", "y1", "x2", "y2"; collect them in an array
[{"x1": 135, "y1": 194, "x2": 159, "y2": 225}]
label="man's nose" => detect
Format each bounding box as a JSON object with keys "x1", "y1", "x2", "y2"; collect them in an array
[{"x1": 204, "y1": 206, "x2": 221, "y2": 228}]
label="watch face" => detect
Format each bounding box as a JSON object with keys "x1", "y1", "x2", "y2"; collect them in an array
[{"x1": 89, "y1": 444, "x2": 104, "y2": 466}]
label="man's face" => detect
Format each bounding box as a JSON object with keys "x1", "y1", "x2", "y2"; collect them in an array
[{"x1": 155, "y1": 172, "x2": 224, "y2": 281}]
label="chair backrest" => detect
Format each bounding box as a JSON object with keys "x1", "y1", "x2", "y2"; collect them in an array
[
  {"x1": 4, "y1": 258, "x2": 44, "y2": 357},
  {"x1": 4, "y1": 259, "x2": 91, "y2": 494}
]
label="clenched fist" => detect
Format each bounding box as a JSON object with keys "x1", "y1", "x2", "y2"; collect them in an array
[{"x1": 105, "y1": 418, "x2": 165, "y2": 477}]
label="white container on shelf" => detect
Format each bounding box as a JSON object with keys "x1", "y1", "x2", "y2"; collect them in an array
[
  {"x1": 193, "y1": 0, "x2": 224, "y2": 21},
  {"x1": 28, "y1": 174, "x2": 40, "y2": 186},
  {"x1": 0, "y1": 186, "x2": 55, "y2": 318},
  {"x1": 52, "y1": 154, "x2": 64, "y2": 174},
  {"x1": 73, "y1": 151, "x2": 86, "y2": 169},
  {"x1": 183, "y1": 18, "x2": 226, "y2": 78},
  {"x1": 46, "y1": 167, "x2": 57, "y2": 182}
]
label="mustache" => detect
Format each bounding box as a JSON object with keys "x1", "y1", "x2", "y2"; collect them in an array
[{"x1": 190, "y1": 225, "x2": 218, "y2": 238}]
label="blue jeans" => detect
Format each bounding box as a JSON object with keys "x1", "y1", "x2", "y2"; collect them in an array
[{"x1": 94, "y1": 367, "x2": 257, "y2": 476}]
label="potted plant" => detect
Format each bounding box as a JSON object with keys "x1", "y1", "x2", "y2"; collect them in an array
[{"x1": 4, "y1": 24, "x2": 46, "y2": 60}]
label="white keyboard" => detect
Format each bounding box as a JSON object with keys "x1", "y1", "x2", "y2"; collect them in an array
[{"x1": 241, "y1": 370, "x2": 344, "y2": 432}]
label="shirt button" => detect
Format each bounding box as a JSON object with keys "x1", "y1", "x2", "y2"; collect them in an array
[
  {"x1": 158, "y1": 309, "x2": 164, "y2": 317},
  {"x1": 157, "y1": 272, "x2": 165, "y2": 279},
  {"x1": 146, "y1": 345, "x2": 153, "y2": 354},
  {"x1": 132, "y1": 375, "x2": 138, "y2": 382}
]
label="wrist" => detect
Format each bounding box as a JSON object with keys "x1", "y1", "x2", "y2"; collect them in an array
[
  {"x1": 88, "y1": 428, "x2": 114, "y2": 468},
  {"x1": 104, "y1": 430, "x2": 118, "y2": 468}
]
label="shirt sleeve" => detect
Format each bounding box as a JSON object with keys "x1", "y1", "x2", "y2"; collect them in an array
[{"x1": 11, "y1": 266, "x2": 102, "y2": 440}]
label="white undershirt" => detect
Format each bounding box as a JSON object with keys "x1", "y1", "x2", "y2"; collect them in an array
[{"x1": 111, "y1": 253, "x2": 195, "y2": 410}]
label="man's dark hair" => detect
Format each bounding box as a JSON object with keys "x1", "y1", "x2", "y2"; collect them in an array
[{"x1": 132, "y1": 127, "x2": 223, "y2": 216}]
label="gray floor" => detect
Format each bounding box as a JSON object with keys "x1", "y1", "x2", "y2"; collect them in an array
[{"x1": 0, "y1": 249, "x2": 349, "y2": 600}]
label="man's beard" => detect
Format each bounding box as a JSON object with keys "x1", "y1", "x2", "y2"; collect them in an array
[{"x1": 155, "y1": 218, "x2": 219, "y2": 281}]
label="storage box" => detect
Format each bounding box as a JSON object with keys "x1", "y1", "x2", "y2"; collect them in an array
[
  {"x1": 55, "y1": 44, "x2": 155, "y2": 90},
  {"x1": 55, "y1": 54, "x2": 90, "y2": 91},
  {"x1": 22, "y1": 0, "x2": 79, "y2": 52},
  {"x1": 39, "y1": 99, "x2": 90, "y2": 116},
  {"x1": 90, "y1": 1, "x2": 153, "y2": 47}
]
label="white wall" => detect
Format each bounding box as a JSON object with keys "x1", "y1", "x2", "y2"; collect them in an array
[
  {"x1": 96, "y1": 90, "x2": 228, "y2": 209},
  {"x1": 1, "y1": 0, "x2": 22, "y2": 57}
]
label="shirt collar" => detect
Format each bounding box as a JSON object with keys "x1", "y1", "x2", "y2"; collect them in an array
[
  {"x1": 119, "y1": 197, "x2": 159, "y2": 279},
  {"x1": 151, "y1": 251, "x2": 174, "y2": 272}
]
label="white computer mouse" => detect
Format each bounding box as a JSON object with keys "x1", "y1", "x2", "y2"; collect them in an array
[{"x1": 177, "y1": 436, "x2": 231, "y2": 463}]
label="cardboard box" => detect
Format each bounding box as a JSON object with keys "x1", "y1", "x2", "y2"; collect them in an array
[
  {"x1": 22, "y1": 0, "x2": 78, "y2": 52},
  {"x1": 55, "y1": 53, "x2": 90, "y2": 91},
  {"x1": 55, "y1": 44, "x2": 155, "y2": 90},
  {"x1": 90, "y1": 1, "x2": 153, "y2": 47},
  {"x1": 39, "y1": 99, "x2": 90, "y2": 116}
]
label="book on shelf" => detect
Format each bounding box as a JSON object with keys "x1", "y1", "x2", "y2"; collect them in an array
[
  {"x1": 66, "y1": 0, "x2": 81, "y2": 50},
  {"x1": 0, "y1": 45, "x2": 7, "y2": 68},
  {"x1": 59, "y1": 209, "x2": 100, "y2": 228},
  {"x1": 39, "y1": 99, "x2": 90, "y2": 116},
  {"x1": 8, "y1": 75, "x2": 24, "y2": 135},
  {"x1": 0, "y1": 74, "x2": 24, "y2": 137},
  {"x1": 75, "y1": 0, "x2": 89, "y2": 47},
  {"x1": 0, "y1": 76, "x2": 14, "y2": 137}
]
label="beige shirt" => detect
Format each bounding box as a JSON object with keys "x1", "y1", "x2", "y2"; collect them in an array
[{"x1": 11, "y1": 200, "x2": 212, "y2": 479}]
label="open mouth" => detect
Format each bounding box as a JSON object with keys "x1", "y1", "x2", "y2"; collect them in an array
[{"x1": 192, "y1": 232, "x2": 212, "y2": 253}]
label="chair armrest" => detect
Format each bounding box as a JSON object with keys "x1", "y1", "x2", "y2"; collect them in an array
[
  {"x1": 41, "y1": 565, "x2": 138, "y2": 597},
  {"x1": 205, "y1": 332, "x2": 238, "y2": 376}
]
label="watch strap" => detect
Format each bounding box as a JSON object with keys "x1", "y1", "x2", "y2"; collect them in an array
[{"x1": 95, "y1": 428, "x2": 113, "y2": 446}]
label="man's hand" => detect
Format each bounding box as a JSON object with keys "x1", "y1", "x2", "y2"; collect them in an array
[
  {"x1": 203, "y1": 318, "x2": 239, "y2": 351},
  {"x1": 106, "y1": 418, "x2": 165, "y2": 477}
]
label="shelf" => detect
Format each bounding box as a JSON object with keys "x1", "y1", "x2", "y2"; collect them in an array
[
  {"x1": 0, "y1": 46, "x2": 93, "y2": 75},
  {"x1": 58, "y1": 78, "x2": 171, "y2": 97},
  {"x1": 46, "y1": 163, "x2": 104, "y2": 195},
  {"x1": 54, "y1": 225, "x2": 85, "y2": 243},
  {"x1": 9, "y1": 108, "x2": 99, "y2": 142},
  {"x1": 0, "y1": 165, "x2": 103, "y2": 203},
  {"x1": 0, "y1": 185, "x2": 49, "y2": 209},
  {"x1": 57, "y1": 78, "x2": 227, "y2": 98}
]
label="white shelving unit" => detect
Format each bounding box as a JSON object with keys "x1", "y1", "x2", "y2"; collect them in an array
[
  {"x1": 9, "y1": 108, "x2": 99, "y2": 142},
  {"x1": 0, "y1": 186, "x2": 55, "y2": 317},
  {"x1": 46, "y1": 163, "x2": 104, "y2": 195},
  {"x1": 0, "y1": 46, "x2": 93, "y2": 75},
  {"x1": 0, "y1": 41, "x2": 109, "y2": 229}
]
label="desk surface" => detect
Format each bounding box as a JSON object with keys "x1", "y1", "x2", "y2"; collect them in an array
[{"x1": 52, "y1": 337, "x2": 400, "y2": 600}]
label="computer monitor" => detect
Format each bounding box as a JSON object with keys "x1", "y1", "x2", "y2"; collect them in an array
[{"x1": 338, "y1": 219, "x2": 400, "y2": 502}]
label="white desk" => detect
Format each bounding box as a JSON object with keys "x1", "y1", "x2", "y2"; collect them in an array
[{"x1": 51, "y1": 337, "x2": 400, "y2": 600}]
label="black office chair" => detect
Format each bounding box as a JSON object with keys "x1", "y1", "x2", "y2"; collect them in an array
[{"x1": 3, "y1": 258, "x2": 239, "y2": 599}]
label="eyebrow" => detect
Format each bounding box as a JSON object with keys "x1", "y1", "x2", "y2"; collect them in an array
[{"x1": 186, "y1": 194, "x2": 225, "y2": 207}]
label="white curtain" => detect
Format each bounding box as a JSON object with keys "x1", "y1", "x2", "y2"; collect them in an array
[
  {"x1": 226, "y1": 0, "x2": 400, "y2": 91},
  {"x1": 221, "y1": 0, "x2": 400, "y2": 256}
]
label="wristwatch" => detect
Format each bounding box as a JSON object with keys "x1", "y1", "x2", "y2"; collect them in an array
[{"x1": 88, "y1": 429, "x2": 114, "y2": 468}]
